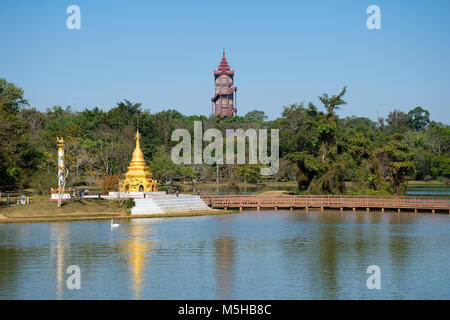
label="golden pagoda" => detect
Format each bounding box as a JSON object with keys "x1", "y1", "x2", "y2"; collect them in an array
[{"x1": 119, "y1": 130, "x2": 157, "y2": 192}]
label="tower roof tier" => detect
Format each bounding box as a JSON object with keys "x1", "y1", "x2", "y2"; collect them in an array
[{"x1": 214, "y1": 48, "x2": 235, "y2": 76}]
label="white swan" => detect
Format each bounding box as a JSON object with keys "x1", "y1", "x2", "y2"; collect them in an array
[{"x1": 111, "y1": 219, "x2": 120, "y2": 228}]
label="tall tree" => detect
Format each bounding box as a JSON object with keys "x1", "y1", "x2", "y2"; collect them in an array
[
  {"x1": 0, "y1": 78, "x2": 29, "y2": 114},
  {"x1": 0, "y1": 80, "x2": 39, "y2": 189},
  {"x1": 386, "y1": 109, "x2": 409, "y2": 133},
  {"x1": 381, "y1": 134, "x2": 416, "y2": 194},
  {"x1": 244, "y1": 110, "x2": 268, "y2": 122},
  {"x1": 408, "y1": 106, "x2": 430, "y2": 131}
]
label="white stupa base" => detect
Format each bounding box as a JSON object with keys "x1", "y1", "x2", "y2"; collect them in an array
[
  {"x1": 108, "y1": 191, "x2": 166, "y2": 199},
  {"x1": 131, "y1": 195, "x2": 212, "y2": 215}
]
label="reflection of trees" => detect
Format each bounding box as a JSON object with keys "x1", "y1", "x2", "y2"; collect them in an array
[
  {"x1": 0, "y1": 243, "x2": 20, "y2": 298},
  {"x1": 288, "y1": 210, "x2": 389, "y2": 299},
  {"x1": 317, "y1": 213, "x2": 339, "y2": 299},
  {"x1": 363, "y1": 211, "x2": 386, "y2": 254},
  {"x1": 214, "y1": 237, "x2": 235, "y2": 299},
  {"x1": 287, "y1": 210, "x2": 340, "y2": 298},
  {"x1": 387, "y1": 213, "x2": 416, "y2": 293},
  {"x1": 354, "y1": 212, "x2": 371, "y2": 258}
]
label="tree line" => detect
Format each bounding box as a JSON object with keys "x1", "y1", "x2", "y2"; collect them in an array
[{"x1": 0, "y1": 78, "x2": 449, "y2": 195}]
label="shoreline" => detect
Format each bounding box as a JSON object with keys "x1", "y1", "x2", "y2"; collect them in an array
[
  {"x1": 0, "y1": 209, "x2": 235, "y2": 224},
  {"x1": 1, "y1": 183, "x2": 448, "y2": 224}
]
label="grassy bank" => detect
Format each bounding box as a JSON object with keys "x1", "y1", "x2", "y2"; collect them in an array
[
  {"x1": 0, "y1": 195, "x2": 128, "y2": 222},
  {"x1": 407, "y1": 180, "x2": 449, "y2": 187}
]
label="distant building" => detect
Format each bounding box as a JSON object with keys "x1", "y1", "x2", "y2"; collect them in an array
[{"x1": 211, "y1": 49, "x2": 237, "y2": 117}]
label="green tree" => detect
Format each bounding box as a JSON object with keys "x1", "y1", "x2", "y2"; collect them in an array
[
  {"x1": 236, "y1": 165, "x2": 261, "y2": 184},
  {"x1": 382, "y1": 134, "x2": 416, "y2": 194},
  {"x1": 408, "y1": 106, "x2": 430, "y2": 131},
  {"x1": 386, "y1": 109, "x2": 409, "y2": 133},
  {"x1": 0, "y1": 78, "x2": 29, "y2": 114},
  {"x1": 439, "y1": 157, "x2": 450, "y2": 178},
  {"x1": 180, "y1": 166, "x2": 196, "y2": 183},
  {"x1": 244, "y1": 110, "x2": 268, "y2": 122},
  {"x1": 105, "y1": 100, "x2": 142, "y2": 129},
  {"x1": 149, "y1": 147, "x2": 179, "y2": 183},
  {"x1": 0, "y1": 79, "x2": 41, "y2": 189}
]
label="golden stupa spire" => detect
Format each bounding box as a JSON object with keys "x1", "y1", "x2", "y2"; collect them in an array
[
  {"x1": 135, "y1": 130, "x2": 140, "y2": 141},
  {"x1": 119, "y1": 129, "x2": 158, "y2": 192},
  {"x1": 130, "y1": 130, "x2": 145, "y2": 166}
]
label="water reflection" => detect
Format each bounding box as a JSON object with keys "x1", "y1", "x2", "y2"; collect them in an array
[
  {"x1": 0, "y1": 211, "x2": 449, "y2": 299},
  {"x1": 119, "y1": 220, "x2": 155, "y2": 299},
  {"x1": 407, "y1": 188, "x2": 450, "y2": 195},
  {"x1": 318, "y1": 218, "x2": 339, "y2": 298},
  {"x1": 214, "y1": 237, "x2": 235, "y2": 299},
  {"x1": 50, "y1": 224, "x2": 68, "y2": 300}
]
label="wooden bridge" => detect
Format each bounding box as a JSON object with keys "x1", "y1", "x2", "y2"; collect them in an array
[{"x1": 201, "y1": 195, "x2": 450, "y2": 213}]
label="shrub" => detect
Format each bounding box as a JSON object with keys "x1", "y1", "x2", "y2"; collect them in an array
[
  {"x1": 101, "y1": 174, "x2": 119, "y2": 194},
  {"x1": 30, "y1": 171, "x2": 55, "y2": 195},
  {"x1": 123, "y1": 198, "x2": 135, "y2": 209}
]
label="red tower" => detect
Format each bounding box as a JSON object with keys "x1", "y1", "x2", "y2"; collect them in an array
[{"x1": 211, "y1": 49, "x2": 237, "y2": 117}]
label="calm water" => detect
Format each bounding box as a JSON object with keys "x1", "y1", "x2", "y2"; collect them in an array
[
  {"x1": 1, "y1": 210, "x2": 449, "y2": 300},
  {"x1": 407, "y1": 187, "x2": 450, "y2": 196}
]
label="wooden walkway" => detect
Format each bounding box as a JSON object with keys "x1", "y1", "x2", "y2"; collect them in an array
[{"x1": 201, "y1": 195, "x2": 450, "y2": 213}]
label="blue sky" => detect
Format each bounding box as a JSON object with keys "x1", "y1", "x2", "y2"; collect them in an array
[{"x1": 1, "y1": 0, "x2": 449, "y2": 123}]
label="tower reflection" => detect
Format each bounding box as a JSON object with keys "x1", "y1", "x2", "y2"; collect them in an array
[{"x1": 214, "y1": 236, "x2": 235, "y2": 299}]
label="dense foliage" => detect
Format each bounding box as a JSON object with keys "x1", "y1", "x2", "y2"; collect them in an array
[{"x1": 0, "y1": 78, "x2": 448, "y2": 194}]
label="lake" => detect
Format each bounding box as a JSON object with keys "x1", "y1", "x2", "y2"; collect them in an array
[
  {"x1": 1, "y1": 210, "x2": 449, "y2": 299},
  {"x1": 407, "y1": 187, "x2": 450, "y2": 196}
]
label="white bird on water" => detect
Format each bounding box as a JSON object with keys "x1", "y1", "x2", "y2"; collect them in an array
[{"x1": 111, "y1": 219, "x2": 120, "y2": 229}]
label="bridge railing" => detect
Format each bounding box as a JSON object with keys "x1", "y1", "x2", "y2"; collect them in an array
[{"x1": 200, "y1": 195, "x2": 450, "y2": 210}]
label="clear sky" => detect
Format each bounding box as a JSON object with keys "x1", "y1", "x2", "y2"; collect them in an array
[{"x1": 1, "y1": 0, "x2": 449, "y2": 123}]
